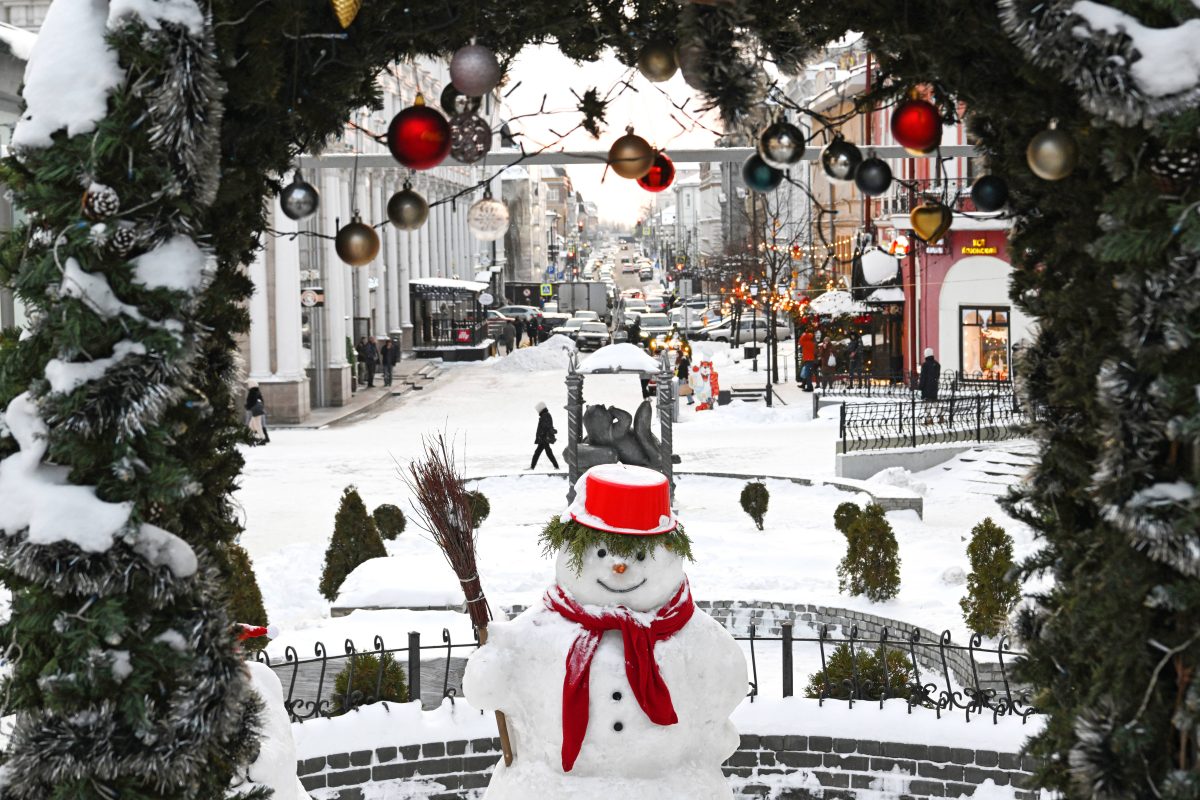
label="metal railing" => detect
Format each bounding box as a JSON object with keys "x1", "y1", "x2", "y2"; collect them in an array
[
  {"x1": 817, "y1": 369, "x2": 1012, "y2": 399},
  {"x1": 838, "y1": 393, "x2": 1029, "y2": 453},
  {"x1": 880, "y1": 177, "x2": 977, "y2": 217},
  {"x1": 252, "y1": 621, "x2": 1037, "y2": 725}
]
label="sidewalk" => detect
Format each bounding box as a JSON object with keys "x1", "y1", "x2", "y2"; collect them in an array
[{"x1": 273, "y1": 359, "x2": 441, "y2": 429}]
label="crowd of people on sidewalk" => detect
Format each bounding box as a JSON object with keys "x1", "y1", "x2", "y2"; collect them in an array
[{"x1": 796, "y1": 326, "x2": 868, "y2": 393}]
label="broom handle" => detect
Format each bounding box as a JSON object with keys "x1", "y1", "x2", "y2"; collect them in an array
[{"x1": 477, "y1": 625, "x2": 515, "y2": 766}]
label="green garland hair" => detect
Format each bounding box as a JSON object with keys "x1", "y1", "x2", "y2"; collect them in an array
[{"x1": 539, "y1": 515, "x2": 695, "y2": 576}]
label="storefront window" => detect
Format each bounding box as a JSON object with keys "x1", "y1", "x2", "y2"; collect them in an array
[{"x1": 960, "y1": 306, "x2": 1010, "y2": 380}]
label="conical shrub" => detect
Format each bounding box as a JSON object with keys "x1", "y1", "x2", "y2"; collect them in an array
[
  {"x1": 837, "y1": 503, "x2": 901, "y2": 602},
  {"x1": 220, "y1": 542, "x2": 269, "y2": 651},
  {"x1": 960, "y1": 517, "x2": 1020, "y2": 637},
  {"x1": 320, "y1": 486, "x2": 387, "y2": 601}
]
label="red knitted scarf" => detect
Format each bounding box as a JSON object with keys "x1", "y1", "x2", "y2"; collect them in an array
[{"x1": 543, "y1": 579, "x2": 694, "y2": 772}]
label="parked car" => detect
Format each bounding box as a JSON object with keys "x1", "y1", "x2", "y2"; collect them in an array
[
  {"x1": 496, "y1": 304, "x2": 540, "y2": 322},
  {"x1": 573, "y1": 310, "x2": 600, "y2": 322},
  {"x1": 575, "y1": 321, "x2": 611, "y2": 351},
  {"x1": 551, "y1": 317, "x2": 587, "y2": 340},
  {"x1": 542, "y1": 302, "x2": 559, "y2": 313},
  {"x1": 704, "y1": 316, "x2": 792, "y2": 343},
  {"x1": 485, "y1": 309, "x2": 514, "y2": 336}
]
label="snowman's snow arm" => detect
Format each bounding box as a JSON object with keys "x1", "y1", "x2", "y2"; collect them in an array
[{"x1": 462, "y1": 621, "x2": 516, "y2": 712}]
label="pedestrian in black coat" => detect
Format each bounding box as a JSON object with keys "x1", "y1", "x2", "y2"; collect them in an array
[
  {"x1": 364, "y1": 336, "x2": 380, "y2": 388},
  {"x1": 501, "y1": 321, "x2": 516, "y2": 354},
  {"x1": 244, "y1": 380, "x2": 269, "y2": 445},
  {"x1": 529, "y1": 401, "x2": 559, "y2": 469},
  {"x1": 379, "y1": 339, "x2": 397, "y2": 386},
  {"x1": 917, "y1": 348, "x2": 941, "y2": 400}
]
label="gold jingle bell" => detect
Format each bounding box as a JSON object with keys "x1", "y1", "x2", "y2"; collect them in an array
[{"x1": 910, "y1": 202, "x2": 953, "y2": 243}]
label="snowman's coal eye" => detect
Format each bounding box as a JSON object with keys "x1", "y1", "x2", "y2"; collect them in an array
[
  {"x1": 636, "y1": 552, "x2": 646, "y2": 562},
  {"x1": 597, "y1": 548, "x2": 607, "y2": 558}
]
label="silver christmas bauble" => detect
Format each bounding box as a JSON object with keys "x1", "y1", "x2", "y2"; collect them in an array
[
  {"x1": 387, "y1": 183, "x2": 429, "y2": 230},
  {"x1": 450, "y1": 44, "x2": 501, "y2": 97},
  {"x1": 467, "y1": 193, "x2": 510, "y2": 241},
  {"x1": 449, "y1": 112, "x2": 493, "y2": 164},
  {"x1": 820, "y1": 136, "x2": 862, "y2": 182},
  {"x1": 279, "y1": 173, "x2": 320, "y2": 221},
  {"x1": 758, "y1": 120, "x2": 805, "y2": 169},
  {"x1": 1026, "y1": 127, "x2": 1077, "y2": 181},
  {"x1": 637, "y1": 40, "x2": 678, "y2": 83}
]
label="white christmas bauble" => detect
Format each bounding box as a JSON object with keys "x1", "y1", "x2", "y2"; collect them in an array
[
  {"x1": 554, "y1": 541, "x2": 684, "y2": 614},
  {"x1": 467, "y1": 195, "x2": 510, "y2": 241},
  {"x1": 861, "y1": 248, "x2": 899, "y2": 285},
  {"x1": 450, "y1": 44, "x2": 501, "y2": 97}
]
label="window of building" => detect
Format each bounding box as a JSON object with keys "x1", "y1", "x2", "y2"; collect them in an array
[{"x1": 959, "y1": 306, "x2": 1010, "y2": 380}]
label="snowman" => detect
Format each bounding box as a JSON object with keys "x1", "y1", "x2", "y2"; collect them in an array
[{"x1": 463, "y1": 464, "x2": 747, "y2": 800}]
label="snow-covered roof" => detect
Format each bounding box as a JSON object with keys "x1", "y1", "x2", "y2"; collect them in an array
[
  {"x1": 578, "y1": 343, "x2": 661, "y2": 374},
  {"x1": 866, "y1": 287, "x2": 905, "y2": 303},
  {"x1": 808, "y1": 289, "x2": 868, "y2": 316},
  {"x1": 410, "y1": 277, "x2": 489, "y2": 293},
  {"x1": 0, "y1": 22, "x2": 36, "y2": 60}
]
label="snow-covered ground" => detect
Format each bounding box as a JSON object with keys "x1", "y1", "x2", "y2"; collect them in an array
[{"x1": 239, "y1": 340, "x2": 1039, "y2": 666}]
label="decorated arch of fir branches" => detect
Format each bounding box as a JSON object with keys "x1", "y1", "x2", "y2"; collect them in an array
[{"x1": 0, "y1": 0, "x2": 1196, "y2": 798}]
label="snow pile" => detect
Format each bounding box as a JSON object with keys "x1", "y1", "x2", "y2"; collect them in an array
[
  {"x1": 1072, "y1": 1, "x2": 1200, "y2": 98},
  {"x1": 491, "y1": 335, "x2": 575, "y2": 373},
  {"x1": 868, "y1": 467, "x2": 928, "y2": 497},
  {"x1": 109, "y1": 0, "x2": 204, "y2": 34},
  {"x1": 861, "y1": 249, "x2": 899, "y2": 285},
  {"x1": 11, "y1": 0, "x2": 123, "y2": 149},
  {"x1": 132, "y1": 235, "x2": 209, "y2": 293},
  {"x1": 807, "y1": 290, "x2": 868, "y2": 316},
  {"x1": 334, "y1": 556, "x2": 464, "y2": 610},
  {"x1": 44, "y1": 340, "x2": 146, "y2": 394},
  {"x1": 578, "y1": 343, "x2": 661, "y2": 374},
  {"x1": 265, "y1": 608, "x2": 476, "y2": 661},
  {"x1": 235, "y1": 662, "x2": 308, "y2": 800},
  {"x1": 291, "y1": 697, "x2": 497, "y2": 760},
  {"x1": 0, "y1": 393, "x2": 133, "y2": 552},
  {"x1": 60, "y1": 257, "x2": 144, "y2": 320}
]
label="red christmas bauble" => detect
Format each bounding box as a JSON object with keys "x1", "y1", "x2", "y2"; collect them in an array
[
  {"x1": 636, "y1": 152, "x2": 675, "y2": 192},
  {"x1": 890, "y1": 97, "x2": 941, "y2": 154},
  {"x1": 387, "y1": 96, "x2": 451, "y2": 170}
]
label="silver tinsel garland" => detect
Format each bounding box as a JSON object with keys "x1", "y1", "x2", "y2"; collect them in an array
[{"x1": 998, "y1": 0, "x2": 1200, "y2": 127}]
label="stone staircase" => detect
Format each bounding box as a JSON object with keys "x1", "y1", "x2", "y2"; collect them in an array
[{"x1": 938, "y1": 443, "x2": 1037, "y2": 497}]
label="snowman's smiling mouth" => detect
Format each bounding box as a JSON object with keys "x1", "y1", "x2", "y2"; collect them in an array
[{"x1": 596, "y1": 578, "x2": 647, "y2": 594}]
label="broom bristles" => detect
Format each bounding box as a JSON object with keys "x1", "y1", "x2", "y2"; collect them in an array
[{"x1": 403, "y1": 433, "x2": 492, "y2": 629}]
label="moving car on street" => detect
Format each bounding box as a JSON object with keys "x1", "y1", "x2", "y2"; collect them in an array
[
  {"x1": 633, "y1": 312, "x2": 672, "y2": 348},
  {"x1": 550, "y1": 317, "x2": 586, "y2": 340},
  {"x1": 701, "y1": 316, "x2": 791, "y2": 343},
  {"x1": 575, "y1": 322, "x2": 611, "y2": 351}
]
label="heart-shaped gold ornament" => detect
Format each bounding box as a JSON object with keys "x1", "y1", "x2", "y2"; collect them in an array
[
  {"x1": 910, "y1": 202, "x2": 952, "y2": 243},
  {"x1": 330, "y1": 0, "x2": 362, "y2": 28}
]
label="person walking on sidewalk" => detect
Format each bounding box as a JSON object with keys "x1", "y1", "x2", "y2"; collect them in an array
[
  {"x1": 917, "y1": 347, "x2": 941, "y2": 424},
  {"x1": 502, "y1": 320, "x2": 516, "y2": 355},
  {"x1": 364, "y1": 336, "x2": 380, "y2": 388},
  {"x1": 355, "y1": 336, "x2": 368, "y2": 385},
  {"x1": 244, "y1": 380, "x2": 269, "y2": 445},
  {"x1": 798, "y1": 328, "x2": 816, "y2": 392},
  {"x1": 529, "y1": 401, "x2": 559, "y2": 470},
  {"x1": 676, "y1": 347, "x2": 693, "y2": 405},
  {"x1": 379, "y1": 338, "x2": 397, "y2": 386}
]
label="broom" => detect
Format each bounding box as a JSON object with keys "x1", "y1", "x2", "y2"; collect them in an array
[{"x1": 404, "y1": 433, "x2": 515, "y2": 766}]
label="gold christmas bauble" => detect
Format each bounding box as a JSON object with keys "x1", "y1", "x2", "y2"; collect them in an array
[
  {"x1": 335, "y1": 213, "x2": 380, "y2": 266},
  {"x1": 1026, "y1": 126, "x2": 1077, "y2": 181},
  {"x1": 330, "y1": 0, "x2": 362, "y2": 28},
  {"x1": 608, "y1": 127, "x2": 655, "y2": 180},
  {"x1": 637, "y1": 41, "x2": 678, "y2": 83},
  {"x1": 910, "y1": 202, "x2": 953, "y2": 243}
]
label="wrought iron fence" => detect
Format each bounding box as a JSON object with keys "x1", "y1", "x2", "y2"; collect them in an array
[
  {"x1": 252, "y1": 620, "x2": 1037, "y2": 725},
  {"x1": 880, "y1": 177, "x2": 976, "y2": 216},
  {"x1": 838, "y1": 393, "x2": 1029, "y2": 453},
  {"x1": 817, "y1": 369, "x2": 1012, "y2": 399}
]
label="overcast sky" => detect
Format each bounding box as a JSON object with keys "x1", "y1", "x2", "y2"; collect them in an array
[{"x1": 504, "y1": 45, "x2": 723, "y2": 225}]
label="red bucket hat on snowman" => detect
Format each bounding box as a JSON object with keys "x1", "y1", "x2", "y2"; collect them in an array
[{"x1": 566, "y1": 463, "x2": 677, "y2": 535}]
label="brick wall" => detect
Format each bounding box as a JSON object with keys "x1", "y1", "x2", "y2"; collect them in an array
[{"x1": 299, "y1": 732, "x2": 1037, "y2": 800}]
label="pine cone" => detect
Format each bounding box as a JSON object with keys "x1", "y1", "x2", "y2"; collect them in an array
[{"x1": 1148, "y1": 147, "x2": 1200, "y2": 193}]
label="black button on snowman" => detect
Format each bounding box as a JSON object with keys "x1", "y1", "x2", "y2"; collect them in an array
[{"x1": 464, "y1": 464, "x2": 747, "y2": 799}]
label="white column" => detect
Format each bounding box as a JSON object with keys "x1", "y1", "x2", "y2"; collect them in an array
[
  {"x1": 247, "y1": 234, "x2": 273, "y2": 380},
  {"x1": 369, "y1": 172, "x2": 387, "y2": 336},
  {"x1": 353, "y1": 177, "x2": 370, "y2": 329},
  {"x1": 323, "y1": 171, "x2": 348, "y2": 367},
  {"x1": 399, "y1": 229, "x2": 412, "y2": 329},
  {"x1": 272, "y1": 202, "x2": 305, "y2": 380},
  {"x1": 386, "y1": 175, "x2": 402, "y2": 333}
]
